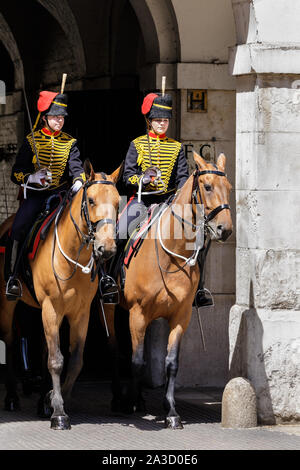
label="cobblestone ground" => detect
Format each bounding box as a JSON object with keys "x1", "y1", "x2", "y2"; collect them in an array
[{"x1": 0, "y1": 381, "x2": 300, "y2": 451}]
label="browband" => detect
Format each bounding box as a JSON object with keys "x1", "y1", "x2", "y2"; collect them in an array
[{"x1": 195, "y1": 170, "x2": 226, "y2": 177}]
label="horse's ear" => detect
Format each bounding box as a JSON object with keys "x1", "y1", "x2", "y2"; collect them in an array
[
  {"x1": 84, "y1": 159, "x2": 95, "y2": 181},
  {"x1": 193, "y1": 151, "x2": 208, "y2": 170},
  {"x1": 217, "y1": 153, "x2": 226, "y2": 172},
  {"x1": 109, "y1": 161, "x2": 124, "y2": 184}
]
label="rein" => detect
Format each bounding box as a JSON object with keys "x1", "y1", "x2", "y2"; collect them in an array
[
  {"x1": 155, "y1": 168, "x2": 231, "y2": 273},
  {"x1": 52, "y1": 178, "x2": 116, "y2": 281}
]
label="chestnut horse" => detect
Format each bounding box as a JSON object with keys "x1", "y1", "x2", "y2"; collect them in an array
[
  {"x1": 105, "y1": 151, "x2": 233, "y2": 429},
  {"x1": 0, "y1": 162, "x2": 120, "y2": 430}
]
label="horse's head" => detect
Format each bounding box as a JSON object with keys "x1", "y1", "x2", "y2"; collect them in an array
[
  {"x1": 193, "y1": 151, "x2": 233, "y2": 242},
  {"x1": 81, "y1": 160, "x2": 121, "y2": 261}
]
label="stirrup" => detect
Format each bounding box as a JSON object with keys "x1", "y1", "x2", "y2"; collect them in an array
[
  {"x1": 193, "y1": 287, "x2": 214, "y2": 308},
  {"x1": 99, "y1": 274, "x2": 119, "y2": 305},
  {"x1": 6, "y1": 276, "x2": 22, "y2": 301}
]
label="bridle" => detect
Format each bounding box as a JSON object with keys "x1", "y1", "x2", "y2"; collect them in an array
[
  {"x1": 52, "y1": 176, "x2": 117, "y2": 281},
  {"x1": 192, "y1": 168, "x2": 230, "y2": 226},
  {"x1": 155, "y1": 167, "x2": 231, "y2": 272},
  {"x1": 71, "y1": 177, "x2": 116, "y2": 246}
]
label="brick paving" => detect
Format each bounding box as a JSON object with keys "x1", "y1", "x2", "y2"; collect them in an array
[{"x1": 0, "y1": 381, "x2": 300, "y2": 451}]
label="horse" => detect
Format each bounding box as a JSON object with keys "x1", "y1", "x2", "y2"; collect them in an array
[
  {"x1": 105, "y1": 151, "x2": 233, "y2": 429},
  {"x1": 0, "y1": 161, "x2": 121, "y2": 430}
]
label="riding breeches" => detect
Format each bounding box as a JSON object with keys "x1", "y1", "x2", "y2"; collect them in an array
[{"x1": 10, "y1": 188, "x2": 63, "y2": 242}]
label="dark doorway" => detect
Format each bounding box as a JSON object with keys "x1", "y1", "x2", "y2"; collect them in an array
[
  {"x1": 65, "y1": 89, "x2": 146, "y2": 175},
  {"x1": 63, "y1": 88, "x2": 146, "y2": 380}
]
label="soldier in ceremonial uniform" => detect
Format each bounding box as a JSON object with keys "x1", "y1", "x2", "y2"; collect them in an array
[
  {"x1": 5, "y1": 91, "x2": 86, "y2": 300},
  {"x1": 120, "y1": 91, "x2": 212, "y2": 307},
  {"x1": 121, "y1": 92, "x2": 189, "y2": 237}
]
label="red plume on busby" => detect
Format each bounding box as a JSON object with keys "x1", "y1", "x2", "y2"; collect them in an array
[
  {"x1": 37, "y1": 91, "x2": 59, "y2": 112},
  {"x1": 141, "y1": 92, "x2": 172, "y2": 119},
  {"x1": 141, "y1": 93, "x2": 158, "y2": 115}
]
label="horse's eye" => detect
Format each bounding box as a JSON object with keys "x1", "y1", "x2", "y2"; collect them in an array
[
  {"x1": 88, "y1": 198, "x2": 95, "y2": 206},
  {"x1": 204, "y1": 184, "x2": 212, "y2": 192}
]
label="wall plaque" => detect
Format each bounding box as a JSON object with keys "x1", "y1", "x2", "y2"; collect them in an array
[{"x1": 187, "y1": 90, "x2": 207, "y2": 113}]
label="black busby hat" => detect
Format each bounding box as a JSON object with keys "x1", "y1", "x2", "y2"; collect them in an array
[
  {"x1": 142, "y1": 93, "x2": 172, "y2": 120},
  {"x1": 44, "y1": 93, "x2": 68, "y2": 117}
]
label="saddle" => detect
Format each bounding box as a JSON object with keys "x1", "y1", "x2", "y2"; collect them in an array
[
  {"x1": 2, "y1": 193, "x2": 67, "y2": 303},
  {"x1": 27, "y1": 193, "x2": 65, "y2": 260},
  {"x1": 107, "y1": 202, "x2": 167, "y2": 291}
]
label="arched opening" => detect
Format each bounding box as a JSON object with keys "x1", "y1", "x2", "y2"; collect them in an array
[
  {"x1": 0, "y1": 42, "x2": 14, "y2": 92},
  {"x1": 64, "y1": 2, "x2": 147, "y2": 176}
]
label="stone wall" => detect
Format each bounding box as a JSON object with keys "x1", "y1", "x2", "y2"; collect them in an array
[
  {"x1": 229, "y1": 0, "x2": 300, "y2": 423},
  {"x1": 0, "y1": 91, "x2": 23, "y2": 224}
]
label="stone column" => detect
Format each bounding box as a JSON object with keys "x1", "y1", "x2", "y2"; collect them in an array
[{"x1": 229, "y1": 0, "x2": 300, "y2": 423}]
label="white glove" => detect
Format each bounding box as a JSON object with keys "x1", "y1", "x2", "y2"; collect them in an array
[
  {"x1": 28, "y1": 168, "x2": 52, "y2": 186},
  {"x1": 71, "y1": 180, "x2": 83, "y2": 194},
  {"x1": 142, "y1": 167, "x2": 159, "y2": 186}
]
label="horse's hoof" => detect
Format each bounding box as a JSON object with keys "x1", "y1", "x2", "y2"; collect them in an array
[
  {"x1": 51, "y1": 415, "x2": 71, "y2": 430},
  {"x1": 165, "y1": 416, "x2": 184, "y2": 430},
  {"x1": 4, "y1": 397, "x2": 20, "y2": 412}
]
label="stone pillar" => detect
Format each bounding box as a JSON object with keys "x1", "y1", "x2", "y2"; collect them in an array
[{"x1": 229, "y1": 0, "x2": 300, "y2": 423}]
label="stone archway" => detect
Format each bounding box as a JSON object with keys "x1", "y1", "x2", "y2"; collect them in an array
[
  {"x1": 0, "y1": 12, "x2": 24, "y2": 90},
  {"x1": 37, "y1": 0, "x2": 86, "y2": 79},
  {"x1": 129, "y1": 0, "x2": 180, "y2": 64}
]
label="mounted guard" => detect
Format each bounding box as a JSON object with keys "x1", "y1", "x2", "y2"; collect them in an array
[
  {"x1": 118, "y1": 79, "x2": 212, "y2": 306},
  {"x1": 5, "y1": 81, "x2": 86, "y2": 300}
]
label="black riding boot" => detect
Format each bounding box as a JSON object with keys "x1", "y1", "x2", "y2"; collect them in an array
[
  {"x1": 98, "y1": 262, "x2": 119, "y2": 305},
  {"x1": 193, "y1": 245, "x2": 214, "y2": 308},
  {"x1": 99, "y1": 274, "x2": 119, "y2": 304},
  {"x1": 5, "y1": 239, "x2": 22, "y2": 301},
  {"x1": 194, "y1": 283, "x2": 214, "y2": 308}
]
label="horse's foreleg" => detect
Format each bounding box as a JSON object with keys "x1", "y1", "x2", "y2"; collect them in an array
[
  {"x1": 129, "y1": 307, "x2": 148, "y2": 413},
  {"x1": 41, "y1": 298, "x2": 70, "y2": 430},
  {"x1": 61, "y1": 311, "x2": 90, "y2": 400},
  {"x1": 164, "y1": 312, "x2": 191, "y2": 430},
  {"x1": 102, "y1": 304, "x2": 123, "y2": 413}
]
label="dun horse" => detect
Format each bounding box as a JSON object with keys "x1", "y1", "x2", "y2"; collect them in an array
[
  {"x1": 107, "y1": 151, "x2": 233, "y2": 429},
  {"x1": 0, "y1": 162, "x2": 120, "y2": 430}
]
